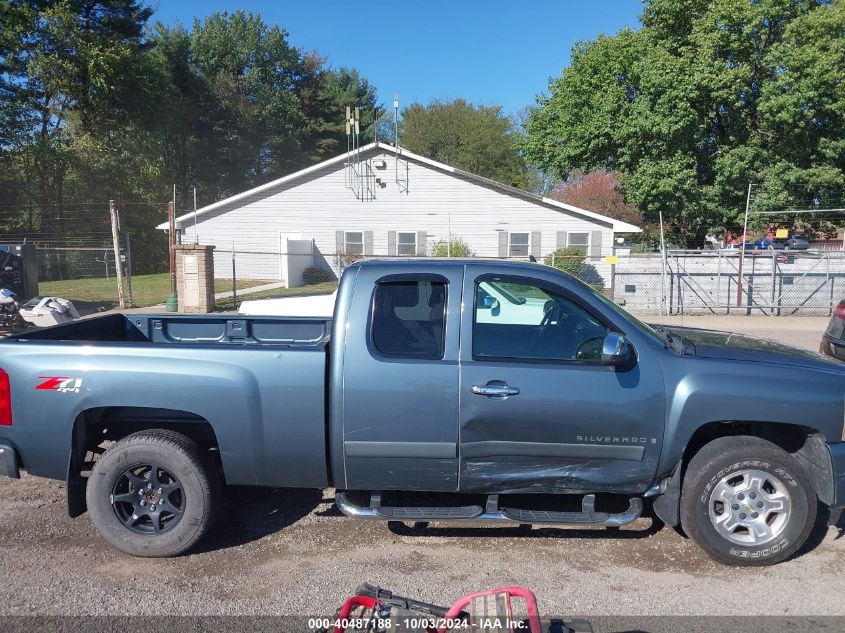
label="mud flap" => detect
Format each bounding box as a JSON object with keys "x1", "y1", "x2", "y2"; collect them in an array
[
  {"x1": 652, "y1": 461, "x2": 682, "y2": 527},
  {"x1": 66, "y1": 471, "x2": 87, "y2": 518}
]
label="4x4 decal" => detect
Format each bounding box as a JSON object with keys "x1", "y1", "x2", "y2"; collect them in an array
[{"x1": 36, "y1": 376, "x2": 83, "y2": 393}]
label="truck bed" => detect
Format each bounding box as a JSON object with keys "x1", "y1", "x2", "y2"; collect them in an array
[
  {"x1": 10, "y1": 313, "x2": 332, "y2": 346},
  {"x1": 1, "y1": 312, "x2": 332, "y2": 489}
]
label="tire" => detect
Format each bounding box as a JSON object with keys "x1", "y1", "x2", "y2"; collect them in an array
[
  {"x1": 86, "y1": 429, "x2": 220, "y2": 557},
  {"x1": 680, "y1": 435, "x2": 816, "y2": 566}
]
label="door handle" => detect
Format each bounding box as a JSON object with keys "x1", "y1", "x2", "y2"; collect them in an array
[{"x1": 471, "y1": 383, "x2": 519, "y2": 398}]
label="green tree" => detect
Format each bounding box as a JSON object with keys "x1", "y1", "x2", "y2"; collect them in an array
[
  {"x1": 523, "y1": 0, "x2": 844, "y2": 245},
  {"x1": 400, "y1": 99, "x2": 525, "y2": 187},
  {"x1": 0, "y1": 4, "x2": 383, "y2": 272},
  {"x1": 299, "y1": 64, "x2": 382, "y2": 163},
  {"x1": 544, "y1": 247, "x2": 586, "y2": 277},
  {"x1": 0, "y1": 1, "x2": 156, "y2": 215},
  {"x1": 430, "y1": 238, "x2": 473, "y2": 257},
  {"x1": 152, "y1": 13, "x2": 382, "y2": 203}
]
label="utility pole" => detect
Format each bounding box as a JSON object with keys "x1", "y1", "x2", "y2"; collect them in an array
[
  {"x1": 736, "y1": 183, "x2": 753, "y2": 308},
  {"x1": 108, "y1": 200, "x2": 126, "y2": 309},
  {"x1": 165, "y1": 200, "x2": 178, "y2": 311},
  {"x1": 659, "y1": 210, "x2": 667, "y2": 315},
  {"x1": 193, "y1": 186, "x2": 199, "y2": 244}
]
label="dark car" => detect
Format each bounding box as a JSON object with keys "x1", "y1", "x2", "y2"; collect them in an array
[
  {"x1": 725, "y1": 240, "x2": 753, "y2": 250},
  {"x1": 754, "y1": 237, "x2": 786, "y2": 250},
  {"x1": 820, "y1": 300, "x2": 845, "y2": 360},
  {"x1": 784, "y1": 235, "x2": 810, "y2": 250}
]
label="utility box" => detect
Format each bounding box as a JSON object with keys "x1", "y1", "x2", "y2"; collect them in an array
[
  {"x1": 175, "y1": 244, "x2": 215, "y2": 313},
  {"x1": 0, "y1": 243, "x2": 38, "y2": 301}
]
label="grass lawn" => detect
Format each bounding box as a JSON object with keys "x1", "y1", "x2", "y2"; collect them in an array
[
  {"x1": 40, "y1": 273, "x2": 338, "y2": 311},
  {"x1": 215, "y1": 281, "x2": 337, "y2": 309}
]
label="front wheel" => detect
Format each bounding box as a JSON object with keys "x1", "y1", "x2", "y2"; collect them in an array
[
  {"x1": 87, "y1": 429, "x2": 220, "y2": 557},
  {"x1": 680, "y1": 436, "x2": 816, "y2": 566}
]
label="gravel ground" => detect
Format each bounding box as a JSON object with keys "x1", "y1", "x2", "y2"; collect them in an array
[{"x1": 1, "y1": 316, "x2": 844, "y2": 624}]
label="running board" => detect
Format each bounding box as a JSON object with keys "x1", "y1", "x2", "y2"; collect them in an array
[{"x1": 335, "y1": 492, "x2": 643, "y2": 527}]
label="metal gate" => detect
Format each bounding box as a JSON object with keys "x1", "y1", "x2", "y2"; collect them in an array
[{"x1": 612, "y1": 250, "x2": 845, "y2": 316}]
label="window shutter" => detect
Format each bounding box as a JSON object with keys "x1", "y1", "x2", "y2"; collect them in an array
[
  {"x1": 387, "y1": 231, "x2": 397, "y2": 256},
  {"x1": 556, "y1": 231, "x2": 568, "y2": 250},
  {"x1": 364, "y1": 231, "x2": 373, "y2": 256},
  {"x1": 530, "y1": 231, "x2": 542, "y2": 258},
  {"x1": 498, "y1": 232, "x2": 508, "y2": 258},
  {"x1": 335, "y1": 230, "x2": 345, "y2": 255},
  {"x1": 590, "y1": 230, "x2": 603, "y2": 258},
  {"x1": 417, "y1": 230, "x2": 427, "y2": 255}
]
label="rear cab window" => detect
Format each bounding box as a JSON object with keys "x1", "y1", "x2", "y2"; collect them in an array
[{"x1": 371, "y1": 279, "x2": 447, "y2": 358}]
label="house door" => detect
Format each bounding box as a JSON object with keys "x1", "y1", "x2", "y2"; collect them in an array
[{"x1": 278, "y1": 232, "x2": 302, "y2": 282}]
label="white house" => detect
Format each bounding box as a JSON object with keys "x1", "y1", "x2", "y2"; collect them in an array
[{"x1": 158, "y1": 142, "x2": 640, "y2": 287}]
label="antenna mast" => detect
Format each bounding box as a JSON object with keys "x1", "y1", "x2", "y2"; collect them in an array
[
  {"x1": 343, "y1": 105, "x2": 374, "y2": 201},
  {"x1": 394, "y1": 93, "x2": 408, "y2": 194}
]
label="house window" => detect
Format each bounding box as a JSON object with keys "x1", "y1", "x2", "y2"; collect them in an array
[
  {"x1": 397, "y1": 232, "x2": 417, "y2": 256},
  {"x1": 345, "y1": 231, "x2": 364, "y2": 255},
  {"x1": 567, "y1": 232, "x2": 590, "y2": 255},
  {"x1": 509, "y1": 233, "x2": 530, "y2": 258}
]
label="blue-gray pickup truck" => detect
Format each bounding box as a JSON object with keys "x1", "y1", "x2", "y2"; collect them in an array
[{"x1": 1, "y1": 259, "x2": 844, "y2": 565}]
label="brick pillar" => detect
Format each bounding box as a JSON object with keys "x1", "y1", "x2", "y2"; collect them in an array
[{"x1": 175, "y1": 244, "x2": 215, "y2": 313}]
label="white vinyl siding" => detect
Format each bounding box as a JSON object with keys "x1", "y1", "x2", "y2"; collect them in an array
[
  {"x1": 509, "y1": 232, "x2": 530, "y2": 257},
  {"x1": 178, "y1": 147, "x2": 622, "y2": 286},
  {"x1": 397, "y1": 232, "x2": 417, "y2": 256}
]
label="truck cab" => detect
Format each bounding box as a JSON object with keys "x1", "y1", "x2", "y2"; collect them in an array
[{"x1": 331, "y1": 259, "x2": 665, "y2": 496}]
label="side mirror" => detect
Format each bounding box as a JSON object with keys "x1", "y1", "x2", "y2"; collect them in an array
[{"x1": 602, "y1": 332, "x2": 633, "y2": 367}]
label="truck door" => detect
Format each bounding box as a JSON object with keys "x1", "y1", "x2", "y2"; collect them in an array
[
  {"x1": 339, "y1": 264, "x2": 462, "y2": 491},
  {"x1": 457, "y1": 266, "x2": 665, "y2": 494}
]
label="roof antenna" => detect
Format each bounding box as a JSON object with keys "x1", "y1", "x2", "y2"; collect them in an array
[
  {"x1": 394, "y1": 94, "x2": 408, "y2": 194},
  {"x1": 393, "y1": 93, "x2": 399, "y2": 150}
]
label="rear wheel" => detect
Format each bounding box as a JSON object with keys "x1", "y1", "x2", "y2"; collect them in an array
[
  {"x1": 86, "y1": 429, "x2": 220, "y2": 557},
  {"x1": 680, "y1": 436, "x2": 815, "y2": 566}
]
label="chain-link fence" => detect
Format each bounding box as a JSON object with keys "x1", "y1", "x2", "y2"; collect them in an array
[
  {"x1": 35, "y1": 245, "x2": 133, "y2": 314},
  {"x1": 214, "y1": 249, "x2": 314, "y2": 310},
  {"x1": 209, "y1": 246, "x2": 613, "y2": 311},
  {"x1": 28, "y1": 241, "x2": 844, "y2": 317},
  {"x1": 614, "y1": 249, "x2": 845, "y2": 316}
]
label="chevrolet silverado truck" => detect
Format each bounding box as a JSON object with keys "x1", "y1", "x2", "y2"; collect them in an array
[{"x1": 0, "y1": 259, "x2": 843, "y2": 566}]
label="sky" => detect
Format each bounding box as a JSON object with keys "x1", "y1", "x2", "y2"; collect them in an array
[{"x1": 149, "y1": 0, "x2": 643, "y2": 116}]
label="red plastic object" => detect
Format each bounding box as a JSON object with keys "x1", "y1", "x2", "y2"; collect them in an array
[
  {"x1": 439, "y1": 586, "x2": 542, "y2": 633},
  {"x1": 333, "y1": 595, "x2": 381, "y2": 633}
]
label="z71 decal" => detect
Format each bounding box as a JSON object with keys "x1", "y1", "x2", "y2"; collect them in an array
[{"x1": 36, "y1": 376, "x2": 83, "y2": 393}]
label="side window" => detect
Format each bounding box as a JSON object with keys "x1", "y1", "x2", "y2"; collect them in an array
[
  {"x1": 372, "y1": 280, "x2": 447, "y2": 358},
  {"x1": 473, "y1": 280, "x2": 608, "y2": 362}
]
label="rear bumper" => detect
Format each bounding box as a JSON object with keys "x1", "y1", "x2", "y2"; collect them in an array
[
  {"x1": 0, "y1": 442, "x2": 20, "y2": 479},
  {"x1": 820, "y1": 333, "x2": 845, "y2": 361},
  {"x1": 828, "y1": 442, "x2": 845, "y2": 510}
]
